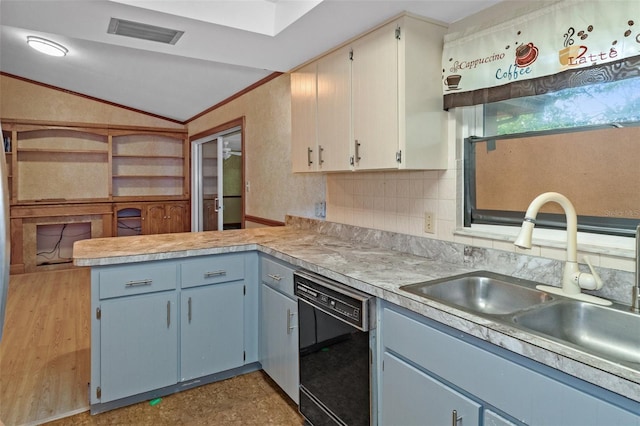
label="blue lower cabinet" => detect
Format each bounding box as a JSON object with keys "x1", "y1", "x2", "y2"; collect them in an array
[
  {"x1": 260, "y1": 282, "x2": 299, "y2": 403},
  {"x1": 99, "y1": 292, "x2": 178, "y2": 403},
  {"x1": 381, "y1": 352, "x2": 481, "y2": 426},
  {"x1": 91, "y1": 254, "x2": 254, "y2": 413},
  {"x1": 484, "y1": 409, "x2": 518, "y2": 426},
  {"x1": 379, "y1": 302, "x2": 640, "y2": 426},
  {"x1": 180, "y1": 281, "x2": 245, "y2": 381}
]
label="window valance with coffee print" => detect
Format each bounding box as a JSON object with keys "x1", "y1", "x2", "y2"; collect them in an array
[{"x1": 442, "y1": 0, "x2": 640, "y2": 109}]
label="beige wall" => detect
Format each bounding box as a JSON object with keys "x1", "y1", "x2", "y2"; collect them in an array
[
  {"x1": 187, "y1": 74, "x2": 325, "y2": 223},
  {"x1": 0, "y1": 75, "x2": 184, "y2": 129}
]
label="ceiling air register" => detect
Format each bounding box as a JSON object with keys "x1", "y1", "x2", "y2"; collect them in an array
[{"x1": 107, "y1": 18, "x2": 184, "y2": 45}]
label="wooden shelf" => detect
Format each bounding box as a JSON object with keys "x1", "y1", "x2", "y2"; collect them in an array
[
  {"x1": 113, "y1": 195, "x2": 188, "y2": 202},
  {"x1": 17, "y1": 148, "x2": 108, "y2": 154},
  {"x1": 113, "y1": 175, "x2": 184, "y2": 179},
  {"x1": 112, "y1": 154, "x2": 183, "y2": 159},
  {"x1": 112, "y1": 132, "x2": 188, "y2": 199}
]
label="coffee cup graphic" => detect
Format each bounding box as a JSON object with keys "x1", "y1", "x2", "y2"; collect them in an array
[
  {"x1": 444, "y1": 74, "x2": 462, "y2": 89},
  {"x1": 515, "y1": 42, "x2": 539, "y2": 67},
  {"x1": 559, "y1": 45, "x2": 587, "y2": 66}
]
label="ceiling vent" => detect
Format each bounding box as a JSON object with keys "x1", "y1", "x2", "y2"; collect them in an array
[{"x1": 107, "y1": 18, "x2": 184, "y2": 45}]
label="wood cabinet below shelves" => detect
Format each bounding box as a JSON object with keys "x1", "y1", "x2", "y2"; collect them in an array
[
  {"x1": 143, "y1": 202, "x2": 189, "y2": 235},
  {"x1": 115, "y1": 201, "x2": 189, "y2": 237}
]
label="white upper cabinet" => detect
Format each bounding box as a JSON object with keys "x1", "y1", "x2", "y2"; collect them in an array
[
  {"x1": 291, "y1": 14, "x2": 448, "y2": 173},
  {"x1": 291, "y1": 62, "x2": 318, "y2": 172},
  {"x1": 316, "y1": 45, "x2": 352, "y2": 172},
  {"x1": 351, "y1": 20, "x2": 399, "y2": 170}
]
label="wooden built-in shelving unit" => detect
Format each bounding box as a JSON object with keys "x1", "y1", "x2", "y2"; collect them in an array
[{"x1": 1, "y1": 120, "x2": 190, "y2": 273}]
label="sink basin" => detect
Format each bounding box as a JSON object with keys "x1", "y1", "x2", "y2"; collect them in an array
[
  {"x1": 512, "y1": 300, "x2": 640, "y2": 367},
  {"x1": 401, "y1": 271, "x2": 553, "y2": 315}
]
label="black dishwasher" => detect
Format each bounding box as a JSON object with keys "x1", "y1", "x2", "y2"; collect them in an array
[{"x1": 295, "y1": 270, "x2": 375, "y2": 426}]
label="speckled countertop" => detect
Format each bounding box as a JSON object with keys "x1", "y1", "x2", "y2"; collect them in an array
[{"x1": 74, "y1": 225, "x2": 640, "y2": 405}]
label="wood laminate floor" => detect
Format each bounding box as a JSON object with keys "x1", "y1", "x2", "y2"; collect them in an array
[
  {"x1": 0, "y1": 268, "x2": 91, "y2": 426},
  {"x1": 0, "y1": 268, "x2": 304, "y2": 426}
]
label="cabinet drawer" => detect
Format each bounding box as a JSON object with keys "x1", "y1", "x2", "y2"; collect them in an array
[
  {"x1": 260, "y1": 256, "x2": 295, "y2": 297},
  {"x1": 99, "y1": 262, "x2": 177, "y2": 299},
  {"x1": 180, "y1": 254, "x2": 245, "y2": 288}
]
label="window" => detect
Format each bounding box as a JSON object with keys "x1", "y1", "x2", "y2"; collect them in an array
[
  {"x1": 465, "y1": 76, "x2": 640, "y2": 237},
  {"x1": 484, "y1": 77, "x2": 640, "y2": 135}
]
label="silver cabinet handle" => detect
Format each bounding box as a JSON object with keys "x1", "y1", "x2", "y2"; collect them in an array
[
  {"x1": 267, "y1": 274, "x2": 282, "y2": 282},
  {"x1": 188, "y1": 297, "x2": 192, "y2": 324},
  {"x1": 204, "y1": 270, "x2": 227, "y2": 278},
  {"x1": 167, "y1": 301, "x2": 171, "y2": 328},
  {"x1": 452, "y1": 410, "x2": 460, "y2": 426},
  {"x1": 354, "y1": 139, "x2": 361, "y2": 163},
  {"x1": 307, "y1": 147, "x2": 313, "y2": 166},
  {"x1": 125, "y1": 279, "x2": 152, "y2": 287},
  {"x1": 287, "y1": 309, "x2": 296, "y2": 335},
  {"x1": 318, "y1": 145, "x2": 324, "y2": 165}
]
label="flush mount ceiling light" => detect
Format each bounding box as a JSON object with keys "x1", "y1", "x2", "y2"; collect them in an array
[{"x1": 26, "y1": 36, "x2": 68, "y2": 57}]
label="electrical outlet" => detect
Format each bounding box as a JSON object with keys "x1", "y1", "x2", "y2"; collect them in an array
[
  {"x1": 424, "y1": 212, "x2": 435, "y2": 234},
  {"x1": 315, "y1": 201, "x2": 326, "y2": 218}
]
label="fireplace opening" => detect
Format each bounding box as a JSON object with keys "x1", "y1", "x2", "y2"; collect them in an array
[{"x1": 36, "y1": 223, "x2": 91, "y2": 266}]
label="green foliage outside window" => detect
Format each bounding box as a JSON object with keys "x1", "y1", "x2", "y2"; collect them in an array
[{"x1": 485, "y1": 76, "x2": 640, "y2": 135}]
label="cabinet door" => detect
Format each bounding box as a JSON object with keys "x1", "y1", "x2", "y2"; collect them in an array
[
  {"x1": 165, "y1": 202, "x2": 188, "y2": 233},
  {"x1": 291, "y1": 62, "x2": 318, "y2": 173},
  {"x1": 484, "y1": 409, "x2": 518, "y2": 426},
  {"x1": 261, "y1": 284, "x2": 299, "y2": 403},
  {"x1": 142, "y1": 203, "x2": 168, "y2": 234},
  {"x1": 382, "y1": 352, "x2": 481, "y2": 426},
  {"x1": 317, "y1": 46, "x2": 352, "y2": 172},
  {"x1": 99, "y1": 292, "x2": 178, "y2": 403},
  {"x1": 351, "y1": 21, "x2": 399, "y2": 170},
  {"x1": 180, "y1": 281, "x2": 245, "y2": 381}
]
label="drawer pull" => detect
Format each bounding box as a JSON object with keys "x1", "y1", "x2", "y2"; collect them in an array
[
  {"x1": 204, "y1": 270, "x2": 227, "y2": 278},
  {"x1": 268, "y1": 274, "x2": 282, "y2": 282},
  {"x1": 167, "y1": 301, "x2": 171, "y2": 328},
  {"x1": 452, "y1": 410, "x2": 461, "y2": 426},
  {"x1": 125, "y1": 279, "x2": 153, "y2": 287},
  {"x1": 188, "y1": 297, "x2": 192, "y2": 324}
]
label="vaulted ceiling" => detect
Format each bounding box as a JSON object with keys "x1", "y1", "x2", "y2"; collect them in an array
[{"x1": 0, "y1": 1, "x2": 500, "y2": 123}]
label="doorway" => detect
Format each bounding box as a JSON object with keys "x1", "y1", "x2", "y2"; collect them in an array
[{"x1": 191, "y1": 119, "x2": 244, "y2": 231}]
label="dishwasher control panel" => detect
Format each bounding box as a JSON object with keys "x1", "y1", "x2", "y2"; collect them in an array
[{"x1": 294, "y1": 270, "x2": 372, "y2": 331}]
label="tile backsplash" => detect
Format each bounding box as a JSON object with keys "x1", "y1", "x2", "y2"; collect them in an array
[
  {"x1": 324, "y1": 168, "x2": 636, "y2": 274},
  {"x1": 326, "y1": 170, "x2": 457, "y2": 240}
]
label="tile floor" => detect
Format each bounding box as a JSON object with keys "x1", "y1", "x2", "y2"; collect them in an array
[{"x1": 45, "y1": 370, "x2": 304, "y2": 425}]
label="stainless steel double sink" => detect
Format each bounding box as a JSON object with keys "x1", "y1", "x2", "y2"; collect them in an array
[{"x1": 400, "y1": 271, "x2": 640, "y2": 369}]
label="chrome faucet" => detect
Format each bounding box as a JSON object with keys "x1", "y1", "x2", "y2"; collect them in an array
[
  {"x1": 633, "y1": 225, "x2": 640, "y2": 313},
  {"x1": 514, "y1": 192, "x2": 611, "y2": 306}
]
